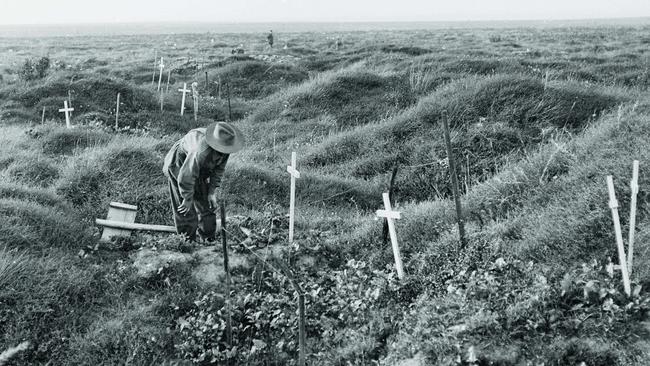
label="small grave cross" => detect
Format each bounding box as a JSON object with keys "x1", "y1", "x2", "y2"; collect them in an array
[
  {"x1": 606, "y1": 175, "x2": 631, "y2": 296},
  {"x1": 287, "y1": 151, "x2": 300, "y2": 243},
  {"x1": 157, "y1": 57, "x2": 165, "y2": 91},
  {"x1": 178, "y1": 82, "x2": 190, "y2": 116},
  {"x1": 376, "y1": 192, "x2": 405, "y2": 279},
  {"x1": 58, "y1": 100, "x2": 74, "y2": 129}
]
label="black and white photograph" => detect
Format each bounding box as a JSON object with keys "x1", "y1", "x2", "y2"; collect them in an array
[{"x1": 1, "y1": 1, "x2": 650, "y2": 365}]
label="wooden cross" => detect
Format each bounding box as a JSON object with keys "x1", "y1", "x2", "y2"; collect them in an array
[
  {"x1": 178, "y1": 82, "x2": 190, "y2": 116},
  {"x1": 58, "y1": 100, "x2": 74, "y2": 129},
  {"x1": 286, "y1": 151, "x2": 300, "y2": 243},
  {"x1": 376, "y1": 192, "x2": 405, "y2": 279},
  {"x1": 157, "y1": 57, "x2": 165, "y2": 91},
  {"x1": 606, "y1": 175, "x2": 631, "y2": 296}
]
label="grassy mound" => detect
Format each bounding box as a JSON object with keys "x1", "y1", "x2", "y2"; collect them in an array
[
  {"x1": 11, "y1": 74, "x2": 157, "y2": 116},
  {"x1": 0, "y1": 198, "x2": 92, "y2": 251},
  {"x1": 222, "y1": 162, "x2": 381, "y2": 211},
  {"x1": 39, "y1": 125, "x2": 113, "y2": 155},
  {"x1": 6, "y1": 155, "x2": 59, "y2": 187},
  {"x1": 208, "y1": 60, "x2": 308, "y2": 99},
  {"x1": 302, "y1": 74, "x2": 626, "y2": 201},
  {"x1": 249, "y1": 68, "x2": 415, "y2": 128},
  {"x1": 0, "y1": 247, "x2": 123, "y2": 364},
  {"x1": 56, "y1": 137, "x2": 170, "y2": 225}
]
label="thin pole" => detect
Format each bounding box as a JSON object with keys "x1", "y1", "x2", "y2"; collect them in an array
[
  {"x1": 288, "y1": 152, "x2": 299, "y2": 243},
  {"x1": 441, "y1": 111, "x2": 467, "y2": 249},
  {"x1": 628, "y1": 160, "x2": 639, "y2": 274},
  {"x1": 607, "y1": 176, "x2": 631, "y2": 296},
  {"x1": 220, "y1": 203, "x2": 233, "y2": 349},
  {"x1": 227, "y1": 82, "x2": 232, "y2": 121},
  {"x1": 151, "y1": 50, "x2": 157, "y2": 85},
  {"x1": 160, "y1": 90, "x2": 164, "y2": 112},
  {"x1": 205, "y1": 71, "x2": 208, "y2": 86},
  {"x1": 67, "y1": 90, "x2": 73, "y2": 116},
  {"x1": 115, "y1": 93, "x2": 120, "y2": 129},
  {"x1": 41, "y1": 107, "x2": 45, "y2": 124},
  {"x1": 157, "y1": 57, "x2": 164, "y2": 92},
  {"x1": 298, "y1": 293, "x2": 306, "y2": 366}
]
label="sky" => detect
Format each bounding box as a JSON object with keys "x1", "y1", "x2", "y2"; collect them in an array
[{"x1": 1, "y1": 0, "x2": 649, "y2": 25}]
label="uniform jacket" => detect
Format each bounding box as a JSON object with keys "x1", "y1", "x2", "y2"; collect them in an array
[{"x1": 163, "y1": 128, "x2": 229, "y2": 203}]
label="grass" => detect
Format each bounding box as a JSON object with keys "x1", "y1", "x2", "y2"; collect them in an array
[{"x1": 1, "y1": 23, "x2": 650, "y2": 365}]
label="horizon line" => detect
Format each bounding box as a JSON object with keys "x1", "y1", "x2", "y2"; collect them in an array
[{"x1": 1, "y1": 16, "x2": 649, "y2": 28}]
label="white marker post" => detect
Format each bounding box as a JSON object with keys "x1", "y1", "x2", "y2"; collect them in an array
[
  {"x1": 166, "y1": 69, "x2": 171, "y2": 93},
  {"x1": 115, "y1": 93, "x2": 120, "y2": 129},
  {"x1": 376, "y1": 192, "x2": 405, "y2": 280},
  {"x1": 178, "y1": 83, "x2": 190, "y2": 116},
  {"x1": 286, "y1": 152, "x2": 300, "y2": 243},
  {"x1": 191, "y1": 81, "x2": 199, "y2": 121},
  {"x1": 628, "y1": 160, "x2": 640, "y2": 274},
  {"x1": 157, "y1": 57, "x2": 164, "y2": 92},
  {"x1": 58, "y1": 100, "x2": 74, "y2": 129},
  {"x1": 606, "y1": 176, "x2": 631, "y2": 296}
]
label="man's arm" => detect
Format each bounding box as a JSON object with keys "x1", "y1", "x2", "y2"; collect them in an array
[{"x1": 177, "y1": 151, "x2": 201, "y2": 203}]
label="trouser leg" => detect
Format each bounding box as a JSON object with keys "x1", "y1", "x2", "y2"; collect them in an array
[
  {"x1": 194, "y1": 179, "x2": 217, "y2": 241},
  {"x1": 168, "y1": 177, "x2": 198, "y2": 241}
]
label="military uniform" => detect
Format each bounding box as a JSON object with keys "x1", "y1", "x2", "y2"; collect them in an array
[{"x1": 163, "y1": 128, "x2": 229, "y2": 241}]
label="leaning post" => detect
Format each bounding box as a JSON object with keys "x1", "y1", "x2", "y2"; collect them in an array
[{"x1": 441, "y1": 111, "x2": 467, "y2": 249}]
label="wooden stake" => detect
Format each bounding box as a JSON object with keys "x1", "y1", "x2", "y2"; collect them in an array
[
  {"x1": 628, "y1": 160, "x2": 639, "y2": 274},
  {"x1": 41, "y1": 107, "x2": 45, "y2": 124},
  {"x1": 157, "y1": 57, "x2": 164, "y2": 92},
  {"x1": 287, "y1": 152, "x2": 301, "y2": 243},
  {"x1": 178, "y1": 83, "x2": 190, "y2": 116},
  {"x1": 115, "y1": 93, "x2": 120, "y2": 129},
  {"x1": 166, "y1": 69, "x2": 171, "y2": 93},
  {"x1": 220, "y1": 203, "x2": 233, "y2": 351},
  {"x1": 298, "y1": 293, "x2": 306, "y2": 366},
  {"x1": 205, "y1": 71, "x2": 209, "y2": 86},
  {"x1": 441, "y1": 111, "x2": 467, "y2": 249},
  {"x1": 192, "y1": 82, "x2": 199, "y2": 121},
  {"x1": 376, "y1": 192, "x2": 405, "y2": 279},
  {"x1": 58, "y1": 100, "x2": 74, "y2": 129},
  {"x1": 607, "y1": 175, "x2": 631, "y2": 296},
  {"x1": 226, "y1": 82, "x2": 232, "y2": 121},
  {"x1": 151, "y1": 50, "x2": 157, "y2": 85},
  {"x1": 218, "y1": 75, "x2": 222, "y2": 99},
  {"x1": 67, "y1": 90, "x2": 73, "y2": 116},
  {"x1": 160, "y1": 90, "x2": 164, "y2": 112}
]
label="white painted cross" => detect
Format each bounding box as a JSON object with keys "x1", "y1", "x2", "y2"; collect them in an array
[
  {"x1": 286, "y1": 151, "x2": 300, "y2": 243},
  {"x1": 58, "y1": 100, "x2": 74, "y2": 129},
  {"x1": 628, "y1": 160, "x2": 640, "y2": 274},
  {"x1": 178, "y1": 82, "x2": 190, "y2": 116},
  {"x1": 376, "y1": 192, "x2": 405, "y2": 279},
  {"x1": 157, "y1": 57, "x2": 165, "y2": 92},
  {"x1": 606, "y1": 175, "x2": 631, "y2": 296}
]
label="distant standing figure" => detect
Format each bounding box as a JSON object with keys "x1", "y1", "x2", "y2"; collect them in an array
[
  {"x1": 163, "y1": 122, "x2": 245, "y2": 242},
  {"x1": 267, "y1": 30, "x2": 274, "y2": 48}
]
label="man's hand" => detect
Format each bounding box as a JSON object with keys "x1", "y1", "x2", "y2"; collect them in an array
[
  {"x1": 177, "y1": 199, "x2": 193, "y2": 215},
  {"x1": 208, "y1": 193, "x2": 218, "y2": 210}
]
